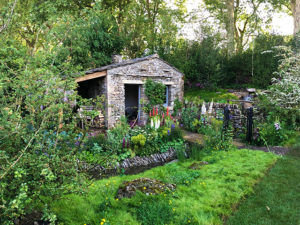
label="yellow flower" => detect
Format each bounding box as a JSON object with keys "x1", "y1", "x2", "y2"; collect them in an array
[
  {"x1": 102, "y1": 218, "x2": 106, "y2": 222},
  {"x1": 143, "y1": 187, "x2": 146, "y2": 190},
  {"x1": 100, "y1": 222, "x2": 104, "y2": 225},
  {"x1": 116, "y1": 198, "x2": 119, "y2": 201}
]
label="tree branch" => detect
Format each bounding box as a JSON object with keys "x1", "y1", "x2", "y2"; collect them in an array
[{"x1": 0, "y1": 0, "x2": 18, "y2": 34}]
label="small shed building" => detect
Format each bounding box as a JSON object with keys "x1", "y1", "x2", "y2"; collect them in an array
[{"x1": 76, "y1": 54, "x2": 184, "y2": 128}]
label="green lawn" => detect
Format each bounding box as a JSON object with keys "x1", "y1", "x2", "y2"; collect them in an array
[
  {"x1": 52, "y1": 149, "x2": 277, "y2": 225},
  {"x1": 226, "y1": 146, "x2": 300, "y2": 225},
  {"x1": 184, "y1": 88, "x2": 239, "y2": 103}
]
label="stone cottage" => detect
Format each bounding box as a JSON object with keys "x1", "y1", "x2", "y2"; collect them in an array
[{"x1": 76, "y1": 54, "x2": 184, "y2": 128}]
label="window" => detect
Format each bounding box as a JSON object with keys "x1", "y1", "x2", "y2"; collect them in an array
[{"x1": 163, "y1": 85, "x2": 170, "y2": 107}]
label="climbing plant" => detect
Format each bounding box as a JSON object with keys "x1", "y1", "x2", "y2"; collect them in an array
[{"x1": 144, "y1": 79, "x2": 166, "y2": 111}]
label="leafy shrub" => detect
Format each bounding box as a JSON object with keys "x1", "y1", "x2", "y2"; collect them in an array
[
  {"x1": 181, "y1": 107, "x2": 199, "y2": 131},
  {"x1": 85, "y1": 134, "x2": 106, "y2": 150},
  {"x1": 256, "y1": 119, "x2": 294, "y2": 146},
  {"x1": 131, "y1": 134, "x2": 147, "y2": 154},
  {"x1": 0, "y1": 43, "x2": 92, "y2": 223}
]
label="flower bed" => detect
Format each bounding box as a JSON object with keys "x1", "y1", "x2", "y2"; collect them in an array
[{"x1": 77, "y1": 108, "x2": 184, "y2": 169}]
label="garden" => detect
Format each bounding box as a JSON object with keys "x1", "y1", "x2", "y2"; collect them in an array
[{"x1": 1, "y1": 0, "x2": 300, "y2": 224}]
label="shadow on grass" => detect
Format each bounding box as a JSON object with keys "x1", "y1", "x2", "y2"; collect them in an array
[{"x1": 226, "y1": 140, "x2": 300, "y2": 225}]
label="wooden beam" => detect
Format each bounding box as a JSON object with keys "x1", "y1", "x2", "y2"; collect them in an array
[{"x1": 75, "y1": 71, "x2": 107, "y2": 83}]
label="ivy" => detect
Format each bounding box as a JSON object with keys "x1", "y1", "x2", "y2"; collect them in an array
[{"x1": 144, "y1": 79, "x2": 166, "y2": 110}]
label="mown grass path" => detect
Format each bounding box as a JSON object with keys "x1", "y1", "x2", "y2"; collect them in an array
[{"x1": 226, "y1": 148, "x2": 300, "y2": 225}]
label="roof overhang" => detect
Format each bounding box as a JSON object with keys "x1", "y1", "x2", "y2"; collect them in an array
[{"x1": 75, "y1": 71, "x2": 107, "y2": 83}]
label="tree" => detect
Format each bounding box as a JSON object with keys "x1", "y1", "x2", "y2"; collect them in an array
[
  {"x1": 53, "y1": 3, "x2": 125, "y2": 70},
  {"x1": 101, "y1": 0, "x2": 186, "y2": 57},
  {"x1": 203, "y1": 0, "x2": 272, "y2": 54},
  {"x1": 0, "y1": 0, "x2": 96, "y2": 52}
]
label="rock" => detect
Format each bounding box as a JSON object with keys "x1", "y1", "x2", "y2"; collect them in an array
[
  {"x1": 188, "y1": 161, "x2": 209, "y2": 170},
  {"x1": 246, "y1": 88, "x2": 256, "y2": 93},
  {"x1": 116, "y1": 178, "x2": 176, "y2": 199}
]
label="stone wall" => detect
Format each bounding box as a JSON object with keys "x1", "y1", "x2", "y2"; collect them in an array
[
  {"x1": 212, "y1": 103, "x2": 243, "y2": 133},
  {"x1": 106, "y1": 56, "x2": 184, "y2": 127}
]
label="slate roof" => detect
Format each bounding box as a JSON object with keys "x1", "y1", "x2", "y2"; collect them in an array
[{"x1": 85, "y1": 54, "x2": 184, "y2": 75}]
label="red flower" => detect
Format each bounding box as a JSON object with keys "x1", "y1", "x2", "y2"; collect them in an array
[
  {"x1": 166, "y1": 107, "x2": 169, "y2": 117},
  {"x1": 149, "y1": 111, "x2": 151, "y2": 117},
  {"x1": 156, "y1": 108, "x2": 158, "y2": 116}
]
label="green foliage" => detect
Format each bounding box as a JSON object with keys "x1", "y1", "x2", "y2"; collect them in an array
[
  {"x1": 172, "y1": 98, "x2": 183, "y2": 117},
  {"x1": 144, "y1": 79, "x2": 166, "y2": 110},
  {"x1": 161, "y1": 37, "x2": 224, "y2": 87},
  {"x1": 181, "y1": 107, "x2": 199, "y2": 131},
  {"x1": 131, "y1": 134, "x2": 146, "y2": 153},
  {"x1": 168, "y1": 170, "x2": 201, "y2": 185},
  {"x1": 102, "y1": 0, "x2": 186, "y2": 57},
  {"x1": 189, "y1": 144, "x2": 203, "y2": 161},
  {"x1": 135, "y1": 195, "x2": 174, "y2": 225},
  {"x1": 56, "y1": 3, "x2": 125, "y2": 70},
  {"x1": 163, "y1": 34, "x2": 291, "y2": 88},
  {"x1": 0, "y1": 40, "x2": 94, "y2": 223},
  {"x1": 255, "y1": 118, "x2": 294, "y2": 146},
  {"x1": 51, "y1": 149, "x2": 277, "y2": 225},
  {"x1": 184, "y1": 88, "x2": 238, "y2": 103}
]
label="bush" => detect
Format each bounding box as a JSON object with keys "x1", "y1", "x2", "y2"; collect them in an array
[
  {"x1": 0, "y1": 42, "x2": 92, "y2": 223},
  {"x1": 181, "y1": 107, "x2": 199, "y2": 131}
]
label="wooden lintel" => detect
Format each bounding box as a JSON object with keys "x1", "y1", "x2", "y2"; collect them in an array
[{"x1": 76, "y1": 71, "x2": 107, "y2": 83}]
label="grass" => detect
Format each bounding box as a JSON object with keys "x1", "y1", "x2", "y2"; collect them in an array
[
  {"x1": 52, "y1": 149, "x2": 277, "y2": 225},
  {"x1": 184, "y1": 88, "x2": 239, "y2": 103},
  {"x1": 226, "y1": 141, "x2": 300, "y2": 225}
]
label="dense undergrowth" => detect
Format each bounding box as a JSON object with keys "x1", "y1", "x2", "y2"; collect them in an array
[{"x1": 52, "y1": 149, "x2": 277, "y2": 225}]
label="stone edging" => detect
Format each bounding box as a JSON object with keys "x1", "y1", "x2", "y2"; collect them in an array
[{"x1": 82, "y1": 148, "x2": 177, "y2": 179}]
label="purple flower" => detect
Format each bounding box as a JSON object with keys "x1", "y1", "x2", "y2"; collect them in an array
[
  {"x1": 122, "y1": 138, "x2": 126, "y2": 148},
  {"x1": 180, "y1": 124, "x2": 183, "y2": 128},
  {"x1": 63, "y1": 97, "x2": 69, "y2": 102},
  {"x1": 168, "y1": 130, "x2": 170, "y2": 136},
  {"x1": 75, "y1": 141, "x2": 80, "y2": 146},
  {"x1": 171, "y1": 124, "x2": 175, "y2": 131},
  {"x1": 274, "y1": 122, "x2": 281, "y2": 131}
]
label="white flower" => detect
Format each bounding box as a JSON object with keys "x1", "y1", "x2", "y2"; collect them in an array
[
  {"x1": 208, "y1": 100, "x2": 213, "y2": 114},
  {"x1": 201, "y1": 102, "x2": 207, "y2": 115},
  {"x1": 150, "y1": 118, "x2": 154, "y2": 128},
  {"x1": 154, "y1": 117, "x2": 160, "y2": 129}
]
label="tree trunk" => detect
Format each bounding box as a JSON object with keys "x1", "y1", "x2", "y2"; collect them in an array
[
  {"x1": 226, "y1": 0, "x2": 235, "y2": 56},
  {"x1": 291, "y1": 0, "x2": 300, "y2": 34}
]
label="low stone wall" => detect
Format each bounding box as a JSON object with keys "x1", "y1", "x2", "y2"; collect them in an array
[
  {"x1": 212, "y1": 103, "x2": 243, "y2": 131},
  {"x1": 83, "y1": 148, "x2": 177, "y2": 179}
]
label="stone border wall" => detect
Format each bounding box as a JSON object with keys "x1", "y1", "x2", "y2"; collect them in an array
[{"x1": 82, "y1": 148, "x2": 177, "y2": 179}]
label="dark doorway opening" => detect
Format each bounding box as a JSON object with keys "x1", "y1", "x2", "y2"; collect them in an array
[
  {"x1": 77, "y1": 77, "x2": 105, "y2": 99},
  {"x1": 125, "y1": 84, "x2": 139, "y2": 122}
]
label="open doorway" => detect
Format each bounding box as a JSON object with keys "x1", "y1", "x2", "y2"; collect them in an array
[{"x1": 125, "y1": 84, "x2": 140, "y2": 123}]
